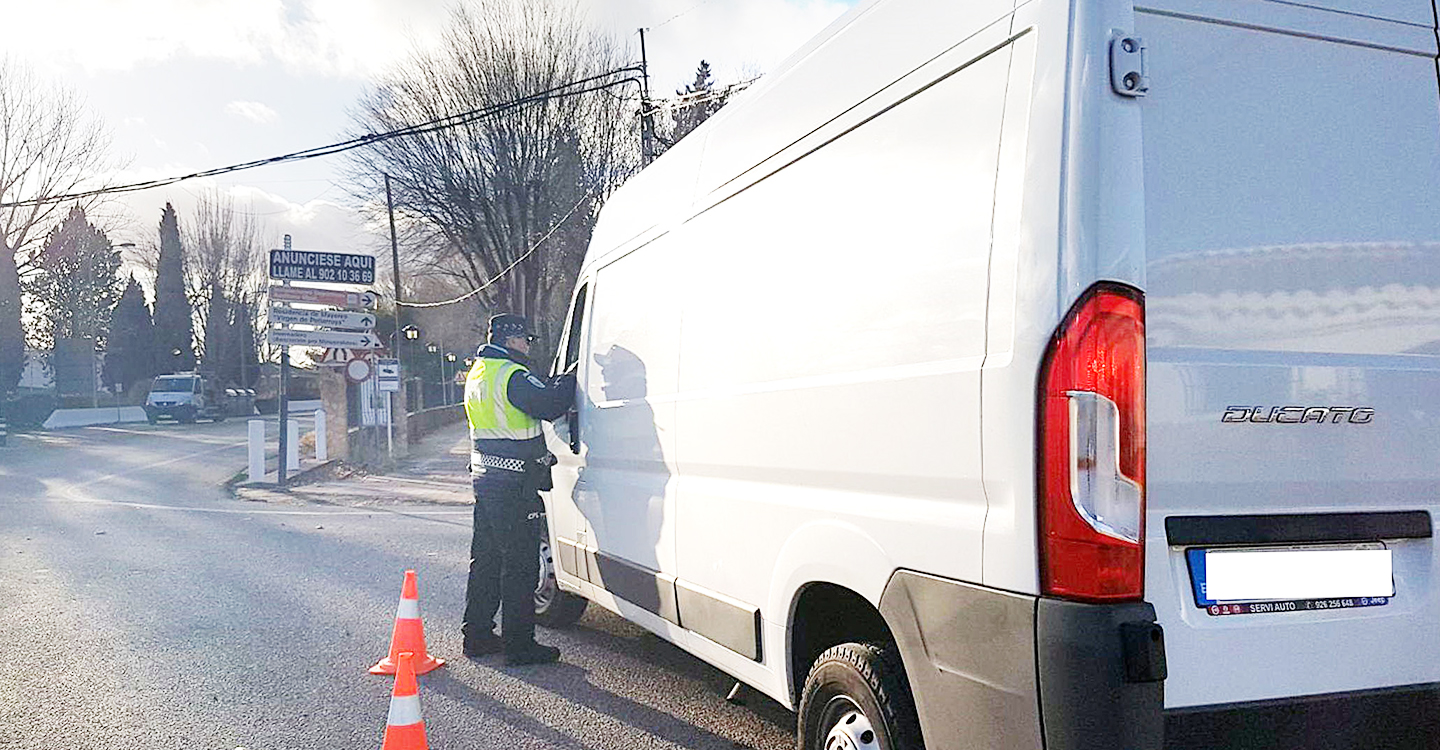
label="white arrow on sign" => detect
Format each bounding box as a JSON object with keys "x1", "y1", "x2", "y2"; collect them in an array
[
  {"x1": 268, "y1": 307, "x2": 376, "y2": 330},
  {"x1": 267, "y1": 328, "x2": 383, "y2": 349},
  {"x1": 268, "y1": 285, "x2": 377, "y2": 309}
]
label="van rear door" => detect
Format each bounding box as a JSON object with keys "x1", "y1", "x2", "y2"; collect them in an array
[{"x1": 1136, "y1": 0, "x2": 1440, "y2": 712}]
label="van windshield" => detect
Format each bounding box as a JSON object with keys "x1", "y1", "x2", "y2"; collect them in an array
[{"x1": 152, "y1": 378, "x2": 197, "y2": 393}]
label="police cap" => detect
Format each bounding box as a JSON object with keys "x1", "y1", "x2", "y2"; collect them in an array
[{"x1": 487, "y1": 313, "x2": 532, "y2": 343}]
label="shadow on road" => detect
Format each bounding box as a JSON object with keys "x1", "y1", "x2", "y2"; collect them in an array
[
  {"x1": 509, "y1": 658, "x2": 782, "y2": 750},
  {"x1": 566, "y1": 610, "x2": 794, "y2": 725},
  {"x1": 420, "y1": 671, "x2": 593, "y2": 749}
]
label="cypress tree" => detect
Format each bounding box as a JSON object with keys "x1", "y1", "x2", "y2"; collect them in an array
[
  {"x1": 152, "y1": 203, "x2": 194, "y2": 373},
  {"x1": 104, "y1": 276, "x2": 155, "y2": 394}
]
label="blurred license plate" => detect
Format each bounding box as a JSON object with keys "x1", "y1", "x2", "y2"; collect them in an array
[{"x1": 1186, "y1": 544, "x2": 1394, "y2": 616}]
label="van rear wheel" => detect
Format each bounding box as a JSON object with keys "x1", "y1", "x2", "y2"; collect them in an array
[{"x1": 797, "y1": 643, "x2": 921, "y2": 750}]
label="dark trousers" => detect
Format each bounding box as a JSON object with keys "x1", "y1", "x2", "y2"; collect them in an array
[{"x1": 462, "y1": 473, "x2": 543, "y2": 649}]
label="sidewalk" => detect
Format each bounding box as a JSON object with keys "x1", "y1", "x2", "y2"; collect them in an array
[{"x1": 233, "y1": 421, "x2": 473, "y2": 507}]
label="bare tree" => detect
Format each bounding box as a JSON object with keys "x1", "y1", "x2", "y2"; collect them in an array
[
  {"x1": 183, "y1": 190, "x2": 272, "y2": 387},
  {"x1": 346, "y1": 0, "x2": 637, "y2": 356},
  {"x1": 0, "y1": 59, "x2": 116, "y2": 392}
]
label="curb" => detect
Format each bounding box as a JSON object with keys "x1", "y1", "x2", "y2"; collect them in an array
[{"x1": 225, "y1": 458, "x2": 345, "y2": 499}]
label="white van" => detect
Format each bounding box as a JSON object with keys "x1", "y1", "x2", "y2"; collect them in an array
[
  {"x1": 144, "y1": 373, "x2": 227, "y2": 424},
  {"x1": 536, "y1": 0, "x2": 1440, "y2": 747}
]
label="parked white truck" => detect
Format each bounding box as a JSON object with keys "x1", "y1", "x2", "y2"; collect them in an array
[{"x1": 534, "y1": 0, "x2": 1440, "y2": 748}]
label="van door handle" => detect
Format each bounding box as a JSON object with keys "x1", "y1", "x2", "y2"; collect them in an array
[{"x1": 567, "y1": 407, "x2": 580, "y2": 454}]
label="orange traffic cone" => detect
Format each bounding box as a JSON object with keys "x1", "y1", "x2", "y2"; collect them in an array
[
  {"x1": 381, "y1": 651, "x2": 429, "y2": 750},
  {"x1": 370, "y1": 570, "x2": 445, "y2": 675}
]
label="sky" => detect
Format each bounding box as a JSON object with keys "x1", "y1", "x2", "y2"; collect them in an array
[{"x1": 1, "y1": 0, "x2": 855, "y2": 274}]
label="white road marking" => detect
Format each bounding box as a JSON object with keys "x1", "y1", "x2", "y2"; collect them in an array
[
  {"x1": 44, "y1": 494, "x2": 470, "y2": 516},
  {"x1": 31, "y1": 430, "x2": 469, "y2": 517}
]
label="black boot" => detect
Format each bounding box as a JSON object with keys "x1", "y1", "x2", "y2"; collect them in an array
[
  {"x1": 463, "y1": 632, "x2": 503, "y2": 658},
  {"x1": 505, "y1": 642, "x2": 560, "y2": 666}
]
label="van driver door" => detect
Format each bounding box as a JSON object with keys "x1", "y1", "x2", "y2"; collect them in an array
[{"x1": 543, "y1": 280, "x2": 591, "y2": 590}]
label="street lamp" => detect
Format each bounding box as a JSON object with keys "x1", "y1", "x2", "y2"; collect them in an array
[
  {"x1": 393, "y1": 325, "x2": 421, "y2": 408},
  {"x1": 426, "y1": 343, "x2": 444, "y2": 404},
  {"x1": 444, "y1": 352, "x2": 458, "y2": 404}
]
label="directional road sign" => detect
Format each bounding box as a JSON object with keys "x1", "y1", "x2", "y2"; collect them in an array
[
  {"x1": 267, "y1": 328, "x2": 383, "y2": 349},
  {"x1": 269, "y1": 249, "x2": 376, "y2": 284},
  {"x1": 268, "y1": 307, "x2": 376, "y2": 330},
  {"x1": 268, "y1": 285, "x2": 377, "y2": 309}
]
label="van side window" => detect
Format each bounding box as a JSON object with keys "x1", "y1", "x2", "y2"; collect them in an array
[{"x1": 563, "y1": 283, "x2": 588, "y2": 372}]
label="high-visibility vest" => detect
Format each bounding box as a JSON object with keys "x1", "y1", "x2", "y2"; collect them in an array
[{"x1": 464, "y1": 357, "x2": 542, "y2": 441}]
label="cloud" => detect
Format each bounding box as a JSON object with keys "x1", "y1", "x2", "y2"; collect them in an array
[
  {"x1": 107, "y1": 175, "x2": 380, "y2": 263},
  {"x1": 0, "y1": 0, "x2": 449, "y2": 79},
  {"x1": 225, "y1": 101, "x2": 280, "y2": 125},
  {"x1": 3, "y1": 0, "x2": 852, "y2": 86}
]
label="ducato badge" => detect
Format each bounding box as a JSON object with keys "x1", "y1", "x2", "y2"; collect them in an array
[{"x1": 1222, "y1": 406, "x2": 1374, "y2": 424}]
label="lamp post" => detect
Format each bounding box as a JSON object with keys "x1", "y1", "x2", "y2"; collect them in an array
[
  {"x1": 396, "y1": 325, "x2": 419, "y2": 409},
  {"x1": 445, "y1": 352, "x2": 457, "y2": 405},
  {"x1": 389, "y1": 324, "x2": 421, "y2": 361},
  {"x1": 111, "y1": 241, "x2": 137, "y2": 410},
  {"x1": 426, "y1": 343, "x2": 442, "y2": 404}
]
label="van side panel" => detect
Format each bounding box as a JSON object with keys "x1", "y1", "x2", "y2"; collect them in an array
[
  {"x1": 670, "y1": 28, "x2": 1016, "y2": 695},
  {"x1": 1137, "y1": 0, "x2": 1440, "y2": 710},
  {"x1": 694, "y1": 0, "x2": 1018, "y2": 201}
]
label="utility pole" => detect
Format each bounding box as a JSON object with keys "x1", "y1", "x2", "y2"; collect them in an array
[
  {"x1": 638, "y1": 27, "x2": 655, "y2": 166},
  {"x1": 385, "y1": 174, "x2": 401, "y2": 460},
  {"x1": 277, "y1": 234, "x2": 291, "y2": 487},
  {"x1": 386, "y1": 175, "x2": 402, "y2": 350}
]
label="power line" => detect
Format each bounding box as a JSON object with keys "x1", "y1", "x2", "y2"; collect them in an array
[
  {"x1": 398, "y1": 193, "x2": 590, "y2": 309},
  {"x1": 653, "y1": 0, "x2": 711, "y2": 29},
  {"x1": 641, "y1": 76, "x2": 759, "y2": 118},
  {"x1": 0, "y1": 67, "x2": 644, "y2": 209}
]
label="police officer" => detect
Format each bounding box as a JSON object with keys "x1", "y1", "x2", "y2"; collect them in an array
[{"x1": 461, "y1": 313, "x2": 575, "y2": 665}]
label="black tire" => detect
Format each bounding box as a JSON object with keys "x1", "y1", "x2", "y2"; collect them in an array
[
  {"x1": 534, "y1": 533, "x2": 587, "y2": 628},
  {"x1": 797, "y1": 642, "x2": 923, "y2": 750}
]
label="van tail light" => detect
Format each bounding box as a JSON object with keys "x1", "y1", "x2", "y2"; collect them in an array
[{"x1": 1038, "y1": 283, "x2": 1146, "y2": 602}]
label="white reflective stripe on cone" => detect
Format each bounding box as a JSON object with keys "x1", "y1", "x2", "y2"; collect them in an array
[
  {"x1": 395, "y1": 598, "x2": 420, "y2": 619},
  {"x1": 387, "y1": 694, "x2": 423, "y2": 726}
]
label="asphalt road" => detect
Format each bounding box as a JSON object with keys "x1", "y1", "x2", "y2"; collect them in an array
[{"x1": 0, "y1": 421, "x2": 795, "y2": 750}]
